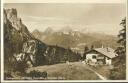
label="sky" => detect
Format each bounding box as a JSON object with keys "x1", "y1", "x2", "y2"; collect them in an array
[
  {"x1": 4, "y1": 3, "x2": 126, "y2": 35},
  {"x1": 4, "y1": 0, "x2": 126, "y2": 3}
]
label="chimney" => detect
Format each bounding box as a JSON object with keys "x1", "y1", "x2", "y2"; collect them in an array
[
  {"x1": 107, "y1": 47, "x2": 110, "y2": 52},
  {"x1": 101, "y1": 45, "x2": 104, "y2": 48}
]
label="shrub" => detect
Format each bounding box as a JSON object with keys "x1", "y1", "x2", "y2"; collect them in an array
[
  {"x1": 14, "y1": 61, "x2": 29, "y2": 73},
  {"x1": 27, "y1": 70, "x2": 47, "y2": 79},
  {"x1": 4, "y1": 72, "x2": 13, "y2": 80},
  {"x1": 109, "y1": 65, "x2": 126, "y2": 80}
]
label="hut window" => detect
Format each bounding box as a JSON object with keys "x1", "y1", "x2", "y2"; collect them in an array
[
  {"x1": 107, "y1": 58, "x2": 110, "y2": 60},
  {"x1": 92, "y1": 55, "x2": 96, "y2": 59}
]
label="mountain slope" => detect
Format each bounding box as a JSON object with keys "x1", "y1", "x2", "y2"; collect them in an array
[
  {"x1": 27, "y1": 62, "x2": 100, "y2": 80},
  {"x1": 4, "y1": 8, "x2": 46, "y2": 70},
  {"x1": 4, "y1": 8, "x2": 80, "y2": 72}
]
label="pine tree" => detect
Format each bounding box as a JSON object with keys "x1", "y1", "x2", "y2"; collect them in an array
[
  {"x1": 110, "y1": 17, "x2": 126, "y2": 80},
  {"x1": 84, "y1": 46, "x2": 89, "y2": 52},
  {"x1": 91, "y1": 45, "x2": 94, "y2": 50},
  {"x1": 83, "y1": 46, "x2": 89, "y2": 60},
  {"x1": 115, "y1": 17, "x2": 126, "y2": 62}
]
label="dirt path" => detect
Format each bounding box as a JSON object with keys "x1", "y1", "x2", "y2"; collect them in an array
[
  {"x1": 79, "y1": 62, "x2": 107, "y2": 80},
  {"x1": 95, "y1": 71, "x2": 107, "y2": 80},
  {"x1": 70, "y1": 62, "x2": 107, "y2": 80},
  {"x1": 87, "y1": 67, "x2": 107, "y2": 80}
]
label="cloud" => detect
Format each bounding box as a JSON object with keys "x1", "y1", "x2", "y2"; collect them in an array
[
  {"x1": 21, "y1": 15, "x2": 74, "y2": 32},
  {"x1": 22, "y1": 15, "x2": 121, "y2": 36},
  {"x1": 84, "y1": 24, "x2": 121, "y2": 35}
]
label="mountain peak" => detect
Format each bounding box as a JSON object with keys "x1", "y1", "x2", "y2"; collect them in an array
[
  {"x1": 4, "y1": 8, "x2": 23, "y2": 31},
  {"x1": 6, "y1": 8, "x2": 17, "y2": 18},
  {"x1": 60, "y1": 26, "x2": 72, "y2": 32},
  {"x1": 32, "y1": 29, "x2": 40, "y2": 34},
  {"x1": 4, "y1": 8, "x2": 33, "y2": 39},
  {"x1": 44, "y1": 27, "x2": 54, "y2": 34}
]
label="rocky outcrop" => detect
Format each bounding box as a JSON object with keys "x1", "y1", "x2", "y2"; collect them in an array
[
  {"x1": 4, "y1": 8, "x2": 80, "y2": 71},
  {"x1": 4, "y1": 8, "x2": 46, "y2": 68}
]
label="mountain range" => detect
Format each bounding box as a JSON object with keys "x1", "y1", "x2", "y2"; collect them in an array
[{"x1": 32, "y1": 27, "x2": 119, "y2": 53}]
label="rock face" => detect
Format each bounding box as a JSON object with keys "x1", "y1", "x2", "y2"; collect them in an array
[
  {"x1": 4, "y1": 8, "x2": 48, "y2": 67},
  {"x1": 4, "y1": 8, "x2": 80, "y2": 71},
  {"x1": 4, "y1": 8, "x2": 38, "y2": 70}
]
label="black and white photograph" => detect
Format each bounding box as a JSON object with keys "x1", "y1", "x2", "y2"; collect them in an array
[{"x1": 1, "y1": 0, "x2": 127, "y2": 82}]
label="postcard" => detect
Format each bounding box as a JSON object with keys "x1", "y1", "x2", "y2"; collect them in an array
[{"x1": 1, "y1": 0, "x2": 127, "y2": 82}]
